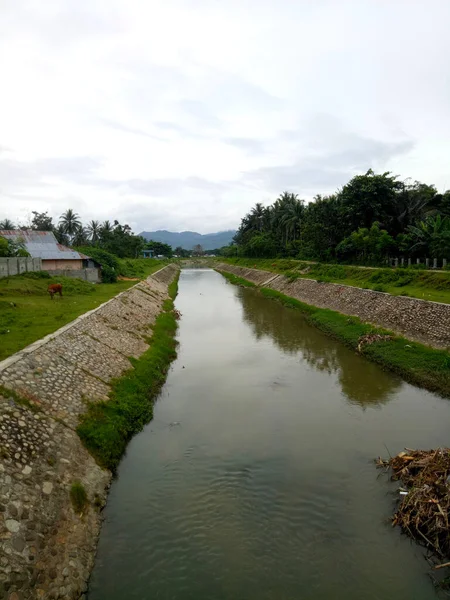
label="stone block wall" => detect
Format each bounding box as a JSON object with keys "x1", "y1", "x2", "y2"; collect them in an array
[
  {"x1": 49, "y1": 268, "x2": 100, "y2": 283},
  {"x1": 217, "y1": 263, "x2": 450, "y2": 349},
  {"x1": 0, "y1": 258, "x2": 42, "y2": 279},
  {"x1": 0, "y1": 264, "x2": 179, "y2": 600}
]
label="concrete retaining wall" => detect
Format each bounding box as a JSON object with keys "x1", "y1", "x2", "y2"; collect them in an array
[
  {"x1": 0, "y1": 257, "x2": 42, "y2": 278},
  {"x1": 217, "y1": 263, "x2": 450, "y2": 349},
  {"x1": 50, "y1": 268, "x2": 100, "y2": 283},
  {"x1": 0, "y1": 263, "x2": 179, "y2": 600}
]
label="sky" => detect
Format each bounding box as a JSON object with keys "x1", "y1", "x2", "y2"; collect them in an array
[{"x1": 1, "y1": 0, "x2": 450, "y2": 234}]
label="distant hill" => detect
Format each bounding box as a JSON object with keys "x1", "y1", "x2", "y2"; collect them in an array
[{"x1": 138, "y1": 230, "x2": 236, "y2": 251}]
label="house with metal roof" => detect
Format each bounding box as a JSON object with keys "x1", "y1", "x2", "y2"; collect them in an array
[{"x1": 0, "y1": 230, "x2": 101, "y2": 281}]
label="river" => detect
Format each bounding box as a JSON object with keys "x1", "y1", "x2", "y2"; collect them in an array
[{"x1": 88, "y1": 268, "x2": 450, "y2": 600}]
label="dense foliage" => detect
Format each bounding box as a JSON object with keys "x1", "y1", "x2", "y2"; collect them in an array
[
  {"x1": 231, "y1": 170, "x2": 450, "y2": 264},
  {"x1": 0, "y1": 210, "x2": 170, "y2": 261}
]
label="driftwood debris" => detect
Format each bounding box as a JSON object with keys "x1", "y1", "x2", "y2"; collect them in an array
[{"x1": 376, "y1": 448, "x2": 450, "y2": 562}]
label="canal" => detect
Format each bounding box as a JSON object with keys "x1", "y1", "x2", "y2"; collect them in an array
[{"x1": 88, "y1": 268, "x2": 450, "y2": 600}]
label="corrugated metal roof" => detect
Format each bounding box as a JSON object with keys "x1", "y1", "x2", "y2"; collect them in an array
[{"x1": 0, "y1": 230, "x2": 89, "y2": 260}]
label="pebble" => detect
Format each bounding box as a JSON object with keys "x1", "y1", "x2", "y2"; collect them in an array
[
  {"x1": 5, "y1": 520, "x2": 20, "y2": 533},
  {"x1": 42, "y1": 482, "x2": 53, "y2": 495}
]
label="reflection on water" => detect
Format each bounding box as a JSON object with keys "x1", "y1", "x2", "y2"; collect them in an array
[
  {"x1": 239, "y1": 287, "x2": 401, "y2": 407},
  {"x1": 88, "y1": 269, "x2": 450, "y2": 600}
]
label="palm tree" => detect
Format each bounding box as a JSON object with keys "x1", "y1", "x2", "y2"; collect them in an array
[
  {"x1": 407, "y1": 215, "x2": 450, "y2": 259},
  {"x1": 250, "y1": 203, "x2": 265, "y2": 232},
  {"x1": 59, "y1": 209, "x2": 81, "y2": 238},
  {"x1": 0, "y1": 218, "x2": 15, "y2": 229},
  {"x1": 100, "y1": 220, "x2": 113, "y2": 236},
  {"x1": 281, "y1": 199, "x2": 304, "y2": 242},
  {"x1": 53, "y1": 224, "x2": 70, "y2": 246},
  {"x1": 272, "y1": 192, "x2": 300, "y2": 246},
  {"x1": 71, "y1": 224, "x2": 89, "y2": 246},
  {"x1": 87, "y1": 220, "x2": 101, "y2": 243}
]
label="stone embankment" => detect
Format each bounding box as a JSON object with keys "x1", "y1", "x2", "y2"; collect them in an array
[
  {"x1": 217, "y1": 263, "x2": 450, "y2": 349},
  {"x1": 0, "y1": 264, "x2": 179, "y2": 600}
]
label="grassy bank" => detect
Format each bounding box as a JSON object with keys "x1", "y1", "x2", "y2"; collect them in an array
[
  {"x1": 220, "y1": 271, "x2": 256, "y2": 287},
  {"x1": 77, "y1": 276, "x2": 179, "y2": 471},
  {"x1": 220, "y1": 258, "x2": 450, "y2": 304},
  {"x1": 218, "y1": 269, "x2": 450, "y2": 398},
  {"x1": 117, "y1": 258, "x2": 169, "y2": 279},
  {"x1": 0, "y1": 263, "x2": 169, "y2": 361}
]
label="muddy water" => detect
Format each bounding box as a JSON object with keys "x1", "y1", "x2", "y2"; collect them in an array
[{"x1": 88, "y1": 269, "x2": 450, "y2": 600}]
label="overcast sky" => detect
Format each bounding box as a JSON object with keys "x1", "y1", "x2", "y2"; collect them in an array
[{"x1": 1, "y1": 0, "x2": 450, "y2": 234}]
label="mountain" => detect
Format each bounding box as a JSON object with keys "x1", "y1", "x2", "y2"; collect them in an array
[{"x1": 138, "y1": 230, "x2": 236, "y2": 251}]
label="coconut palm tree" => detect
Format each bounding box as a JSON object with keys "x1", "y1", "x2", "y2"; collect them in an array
[
  {"x1": 59, "y1": 209, "x2": 81, "y2": 238},
  {"x1": 0, "y1": 218, "x2": 15, "y2": 229},
  {"x1": 250, "y1": 203, "x2": 266, "y2": 232},
  {"x1": 281, "y1": 198, "x2": 304, "y2": 242},
  {"x1": 407, "y1": 215, "x2": 450, "y2": 259},
  {"x1": 53, "y1": 224, "x2": 70, "y2": 246},
  {"x1": 87, "y1": 219, "x2": 101, "y2": 243},
  {"x1": 71, "y1": 224, "x2": 89, "y2": 246}
]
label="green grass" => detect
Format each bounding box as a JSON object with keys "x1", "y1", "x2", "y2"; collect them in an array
[
  {"x1": 0, "y1": 273, "x2": 137, "y2": 360},
  {"x1": 70, "y1": 481, "x2": 88, "y2": 514},
  {"x1": 76, "y1": 275, "x2": 179, "y2": 471},
  {"x1": 0, "y1": 263, "x2": 172, "y2": 361},
  {"x1": 117, "y1": 258, "x2": 169, "y2": 279},
  {"x1": 221, "y1": 272, "x2": 450, "y2": 398},
  {"x1": 220, "y1": 258, "x2": 450, "y2": 304},
  {"x1": 220, "y1": 271, "x2": 256, "y2": 287}
]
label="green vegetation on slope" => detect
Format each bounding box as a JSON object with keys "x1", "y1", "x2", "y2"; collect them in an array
[
  {"x1": 0, "y1": 273, "x2": 133, "y2": 360},
  {"x1": 76, "y1": 245, "x2": 167, "y2": 282},
  {"x1": 0, "y1": 263, "x2": 169, "y2": 360},
  {"x1": 77, "y1": 276, "x2": 179, "y2": 471},
  {"x1": 221, "y1": 258, "x2": 450, "y2": 304},
  {"x1": 219, "y1": 269, "x2": 450, "y2": 398},
  {"x1": 220, "y1": 271, "x2": 256, "y2": 288}
]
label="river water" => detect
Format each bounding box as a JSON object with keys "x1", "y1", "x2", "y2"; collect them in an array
[{"x1": 88, "y1": 268, "x2": 450, "y2": 600}]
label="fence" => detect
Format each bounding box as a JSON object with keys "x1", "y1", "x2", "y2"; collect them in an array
[
  {"x1": 0, "y1": 257, "x2": 42, "y2": 278},
  {"x1": 388, "y1": 257, "x2": 448, "y2": 269}
]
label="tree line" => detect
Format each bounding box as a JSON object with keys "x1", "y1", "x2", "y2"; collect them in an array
[
  {"x1": 0, "y1": 210, "x2": 173, "y2": 259},
  {"x1": 0, "y1": 210, "x2": 211, "y2": 260},
  {"x1": 230, "y1": 170, "x2": 450, "y2": 264}
]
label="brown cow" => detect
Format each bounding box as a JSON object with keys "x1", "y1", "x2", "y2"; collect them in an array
[{"x1": 47, "y1": 283, "x2": 63, "y2": 300}]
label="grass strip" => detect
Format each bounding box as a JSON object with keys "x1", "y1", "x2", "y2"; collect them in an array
[
  {"x1": 77, "y1": 275, "x2": 179, "y2": 471},
  {"x1": 219, "y1": 269, "x2": 450, "y2": 398},
  {"x1": 220, "y1": 271, "x2": 256, "y2": 287}
]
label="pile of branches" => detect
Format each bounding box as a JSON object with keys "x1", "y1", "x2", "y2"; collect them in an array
[
  {"x1": 357, "y1": 333, "x2": 392, "y2": 352},
  {"x1": 376, "y1": 448, "x2": 450, "y2": 565}
]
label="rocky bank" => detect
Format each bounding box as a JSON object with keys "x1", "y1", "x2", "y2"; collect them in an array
[{"x1": 0, "y1": 264, "x2": 179, "y2": 600}]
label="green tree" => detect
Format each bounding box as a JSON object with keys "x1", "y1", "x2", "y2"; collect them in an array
[
  {"x1": 174, "y1": 246, "x2": 190, "y2": 257},
  {"x1": 145, "y1": 240, "x2": 173, "y2": 257},
  {"x1": 339, "y1": 170, "x2": 402, "y2": 236},
  {"x1": 0, "y1": 235, "x2": 29, "y2": 257},
  {"x1": 87, "y1": 220, "x2": 101, "y2": 243},
  {"x1": 72, "y1": 225, "x2": 89, "y2": 246},
  {"x1": 31, "y1": 211, "x2": 53, "y2": 231},
  {"x1": 0, "y1": 218, "x2": 15, "y2": 229},
  {"x1": 53, "y1": 224, "x2": 70, "y2": 246},
  {"x1": 59, "y1": 209, "x2": 81, "y2": 238},
  {"x1": 336, "y1": 223, "x2": 396, "y2": 263},
  {"x1": 407, "y1": 215, "x2": 450, "y2": 259}
]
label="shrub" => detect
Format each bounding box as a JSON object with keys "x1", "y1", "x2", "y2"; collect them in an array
[
  {"x1": 20, "y1": 271, "x2": 51, "y2": 279},
  {"x1": 70, "y1": 481, "x2": 88, "y2": 514},
  {"x1": 101, "y1": 265, "x2": 117, "y2": 283}
]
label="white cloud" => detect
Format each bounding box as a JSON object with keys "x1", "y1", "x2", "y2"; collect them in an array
[{"x1": 0, "y1": 0, "x2": 450, "y2": 233}]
